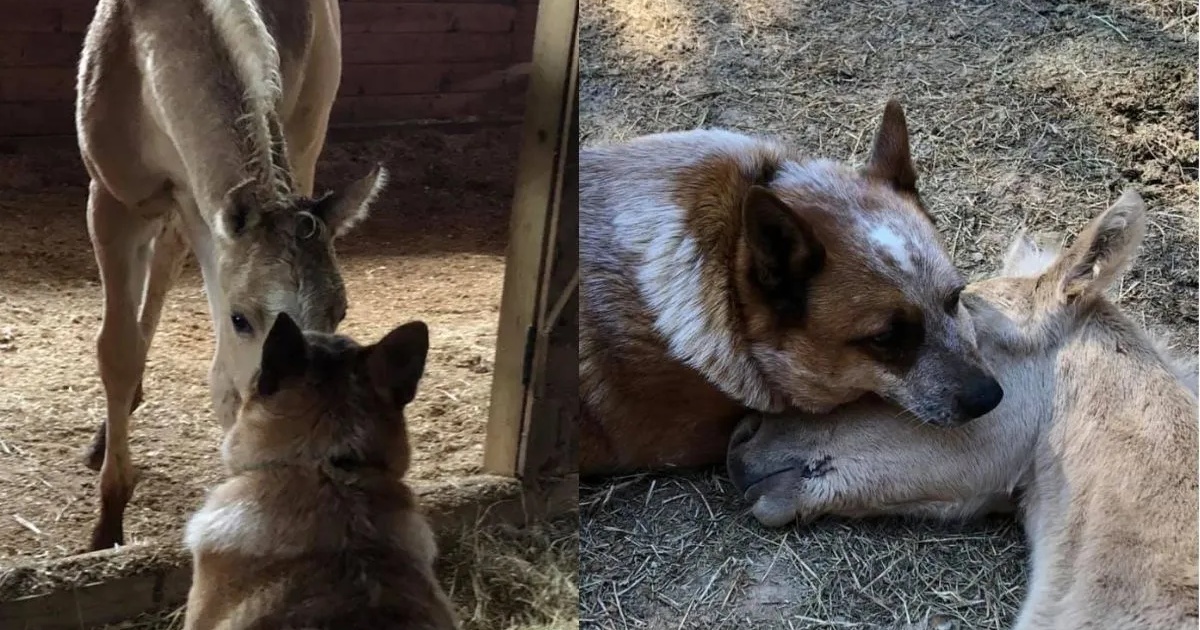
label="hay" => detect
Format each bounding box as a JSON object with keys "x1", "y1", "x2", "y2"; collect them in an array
[
  {"x1": 96, "y1": 514, "x2": 580, "y2": 630},
  {"x1": 579, "y1": 0, "x2": 1196, "y2": 627},
  {"x1": 581, "y1": 473, "x2": 1024, "y2": 629}
]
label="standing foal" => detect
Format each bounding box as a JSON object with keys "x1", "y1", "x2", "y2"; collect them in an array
[{"x1": 77, "y1": 0, "x2": 385, "y2": 550}]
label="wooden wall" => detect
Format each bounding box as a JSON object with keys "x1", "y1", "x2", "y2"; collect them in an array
[{"x1": 0, "y1": 0, "x2": 537, "y2": 138}]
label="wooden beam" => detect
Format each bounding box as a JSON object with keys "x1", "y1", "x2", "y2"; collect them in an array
[
  {"x1": 518, "y1": 97, "x2": 577, "y2": 480},
  {"x1": 484, "y1": 0, "x2": 579, "y2": 477},
  {"x1": 0, "y1": 475, "x2": 578, "y2": 630}
]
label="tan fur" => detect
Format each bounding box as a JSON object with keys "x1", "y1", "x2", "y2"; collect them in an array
[
  {"x1": 728, "y1": 190, "x2": 1198, "y2": 629},
  {"x1": 581, "y1": 101, "x2": 1001, "y2": 474},
  {"x1": 184, "y1": 316, "x2": 457, "y2": 630},
  {"x1": 77, "y1": 0, "x2": 387, "y2": 550}
]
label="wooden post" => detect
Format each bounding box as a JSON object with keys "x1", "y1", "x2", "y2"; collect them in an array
[{"x1": 484, "y1": 0, "x2": 579, "y2": 479}]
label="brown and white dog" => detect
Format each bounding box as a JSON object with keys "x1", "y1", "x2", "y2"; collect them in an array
[
  {"x1": 183, "y1": 315, "x2": 457, "y2": 630},
  {"x1": 580, "y1": 101, "x2": 1004, "y2": 474}
]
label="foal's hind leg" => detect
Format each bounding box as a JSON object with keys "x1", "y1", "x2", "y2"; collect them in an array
[
  {"x1": 83, "y1": 213, "x2": 189, "y2": 471},
  {"x1": 87, "y1": 182, "x2": 168, "y2": 550}
]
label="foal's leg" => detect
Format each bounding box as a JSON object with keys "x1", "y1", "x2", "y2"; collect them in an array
[
  {"x1": 173, "y1": 195, "x2": 241, "y2": 431},
  {"x1": 285, "y1": 107, "x2": 333, "y2": 198},
  {"x1": 87, "y1": 181, "x2": 161, "y2": 550},
  {"x1": 84, "y1": 214, "x2": 190, "y2": 471}
]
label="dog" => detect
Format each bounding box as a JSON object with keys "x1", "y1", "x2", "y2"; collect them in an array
[
  {"x1": 580, "y1": 100, "x2": 1003, "y2": 474},
  {"x1": 183, "y1": 314, "x2": 458, "y2": 630}
]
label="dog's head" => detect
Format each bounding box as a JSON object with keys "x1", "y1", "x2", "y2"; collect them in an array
[
  {"x1": 222, "y1": 313, "x2": 430, "y2": 476},
  {"x1": 736, "y1": 100, "x2": 1001, "y2": 426}
]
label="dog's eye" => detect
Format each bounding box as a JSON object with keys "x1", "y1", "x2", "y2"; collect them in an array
[
  {"x1": 867, "y1": 325, "x2": 899, "y2": 348},
  {"x1": 945, "y1": 287, "x2": 965, "y2": 313}
]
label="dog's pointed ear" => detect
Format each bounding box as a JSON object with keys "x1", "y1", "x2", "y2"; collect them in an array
[
  {"x1": 258, "y1": 313, "x2": 308, "y2": 397},
  {"x1": 742, "y1": 186, "x2": 825, "y2": 319},
  {"x1": 1044, "y1": 189, "x2": 1146, "y2": 303},
  {"x1": 864, "y1": 100, "x2": 922, "y2": 203},
  {"x1": 366, "y1": 321, "x2": 430, "y2": 408}
]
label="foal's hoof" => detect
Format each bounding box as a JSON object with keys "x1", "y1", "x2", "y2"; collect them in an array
[{"x1": 89, "y1": 521, "x2": 124, "y2": 552}]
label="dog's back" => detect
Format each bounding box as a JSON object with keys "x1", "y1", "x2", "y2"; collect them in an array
[
  {"x1": 184, "y1": 316, "x2": 457, "y2": 630},
  {"x1": 188, "y1": 482, "x2": 454, "y2": 630}
]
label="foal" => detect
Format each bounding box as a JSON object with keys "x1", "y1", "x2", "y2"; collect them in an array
[
  {"x1": 184, "y1": 314, "x2": 457, "y2": 630},
  {"x1": 78, "y1": 0, "x2": 383, "y2": 549},
  {"x1": 728, "y1": 190, "x2": 1198, "y2": 629}
]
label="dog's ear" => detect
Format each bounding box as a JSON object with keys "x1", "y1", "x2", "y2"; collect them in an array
[
  {"x1": 366, "y1": 321, "x2": 430, "y2": 408},
  {"x1": 742, "y1": 186, "x2": 826, "y2": 320},
  {"x1": 863, "y1": 100, "x2": 925, "y2": 212},
  {"x1": 258, "y1": 313, "x2": 308, "y2": 398},
  {"x1": 1043, "y1": 189, "x2": 1146, "y2": 303}
]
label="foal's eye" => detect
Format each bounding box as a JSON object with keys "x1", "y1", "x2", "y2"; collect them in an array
[{"x1": 230, "y1": 313, "x2": 254, "y2": 335}]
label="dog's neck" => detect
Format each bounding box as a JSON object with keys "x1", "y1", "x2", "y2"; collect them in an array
[{"x1": 629, "y1": 154, "x2": 790, "y2": 412}]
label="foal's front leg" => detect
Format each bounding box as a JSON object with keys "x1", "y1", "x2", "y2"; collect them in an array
[
  {"x1": 87, "y1": 182, "x2": 162, "y2": 550},
  {"x1": 84, "y1": 214, "x2": 189, "y2": 471},
  {"x1": 725, "y1": 402, "x2": 1033, "y2": 528}
]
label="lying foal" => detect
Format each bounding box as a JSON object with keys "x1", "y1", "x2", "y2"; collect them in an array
[
  {"x1": 184, "y1": 314, "x2": 457, "y2": 630},
  {"x1": 728, "y1": 190, "x2": 1198, "y2": 629}
]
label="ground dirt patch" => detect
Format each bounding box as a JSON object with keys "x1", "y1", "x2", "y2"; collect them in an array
[
  {"x1": 580, "y1": 0, "x2": 1197, "y2": 628},
  {"x1": 0, "y1": 125, "x2": 520, "y2": 564}
]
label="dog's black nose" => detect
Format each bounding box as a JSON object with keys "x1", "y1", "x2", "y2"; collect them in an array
[{"x1": 957, "y1": 376, "x2": 1004, "y2": 419}]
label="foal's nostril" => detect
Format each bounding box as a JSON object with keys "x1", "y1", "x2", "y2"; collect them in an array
[
  {"x1": 729, "y1": 414, "x2": 762, "y2": 451},
  {"x1": 957, "y1": 376, "x2": 1004, "y2": 419}
]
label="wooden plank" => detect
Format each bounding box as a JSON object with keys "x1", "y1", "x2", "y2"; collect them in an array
[
  {"x1": 340, "y1": 3, "x2": 517, "y2": 34},
  {"x1": 338, "y1": 62, "x2": 522, "y2": 97},
  {"x1": 329, "y1": 91, "x2": 521, "y2": 125},
  {"x1": 0, "y1": 101, "x2": 76, "y2": 137},
  {"x1": 483, "y1": 0, "x2": 578, "y2": 476},
  {"x1": 519, "y1": 92, "x2": 577, "y2": 479},
  {"x1": 341, "y1": 32, "x2": 512, "y2": 64},
  {"x1": 0, "y1": 475, "x2": 577, "y2": 630},
  {"x1": 0, "y1": 67, "x2": 77, "y2": 102}
]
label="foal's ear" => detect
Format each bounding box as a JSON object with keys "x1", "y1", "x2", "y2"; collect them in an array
[
  {"x1": 216, "y1": 179, "x2": 261, "y2": 240},
  {"x1": 311, "y1": 164, "x2": 388, "y2": 238},
  {"x1": 366, "y1": 321, "x2": 430, "y2": 408},
  {"x1": 1044, "y1": 189, "x2": 1146, "y2": 302},
  {"x1": 258, "y1": 313, "x2": 308, "y2": 397}
]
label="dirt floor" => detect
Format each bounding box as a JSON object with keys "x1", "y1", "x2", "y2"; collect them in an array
[
  {"x1": 0, "y1": 124, "x2": 521, "y2": 564},
  {"x1": 579, "y1": 0, "x2": 1197, "y2": 628}
]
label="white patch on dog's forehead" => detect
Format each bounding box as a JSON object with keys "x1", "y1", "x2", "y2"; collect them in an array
[{"x1": 866, "y1": 222, "x2": 915, "y2": 272}]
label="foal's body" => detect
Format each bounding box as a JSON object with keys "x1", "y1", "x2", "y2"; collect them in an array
[
  {"x1": 729, "y1": 191, "x2": 1198, "y2": 629},
  {"x1": 78, "y1": 0, "x2": 384, "y2": 549}
]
